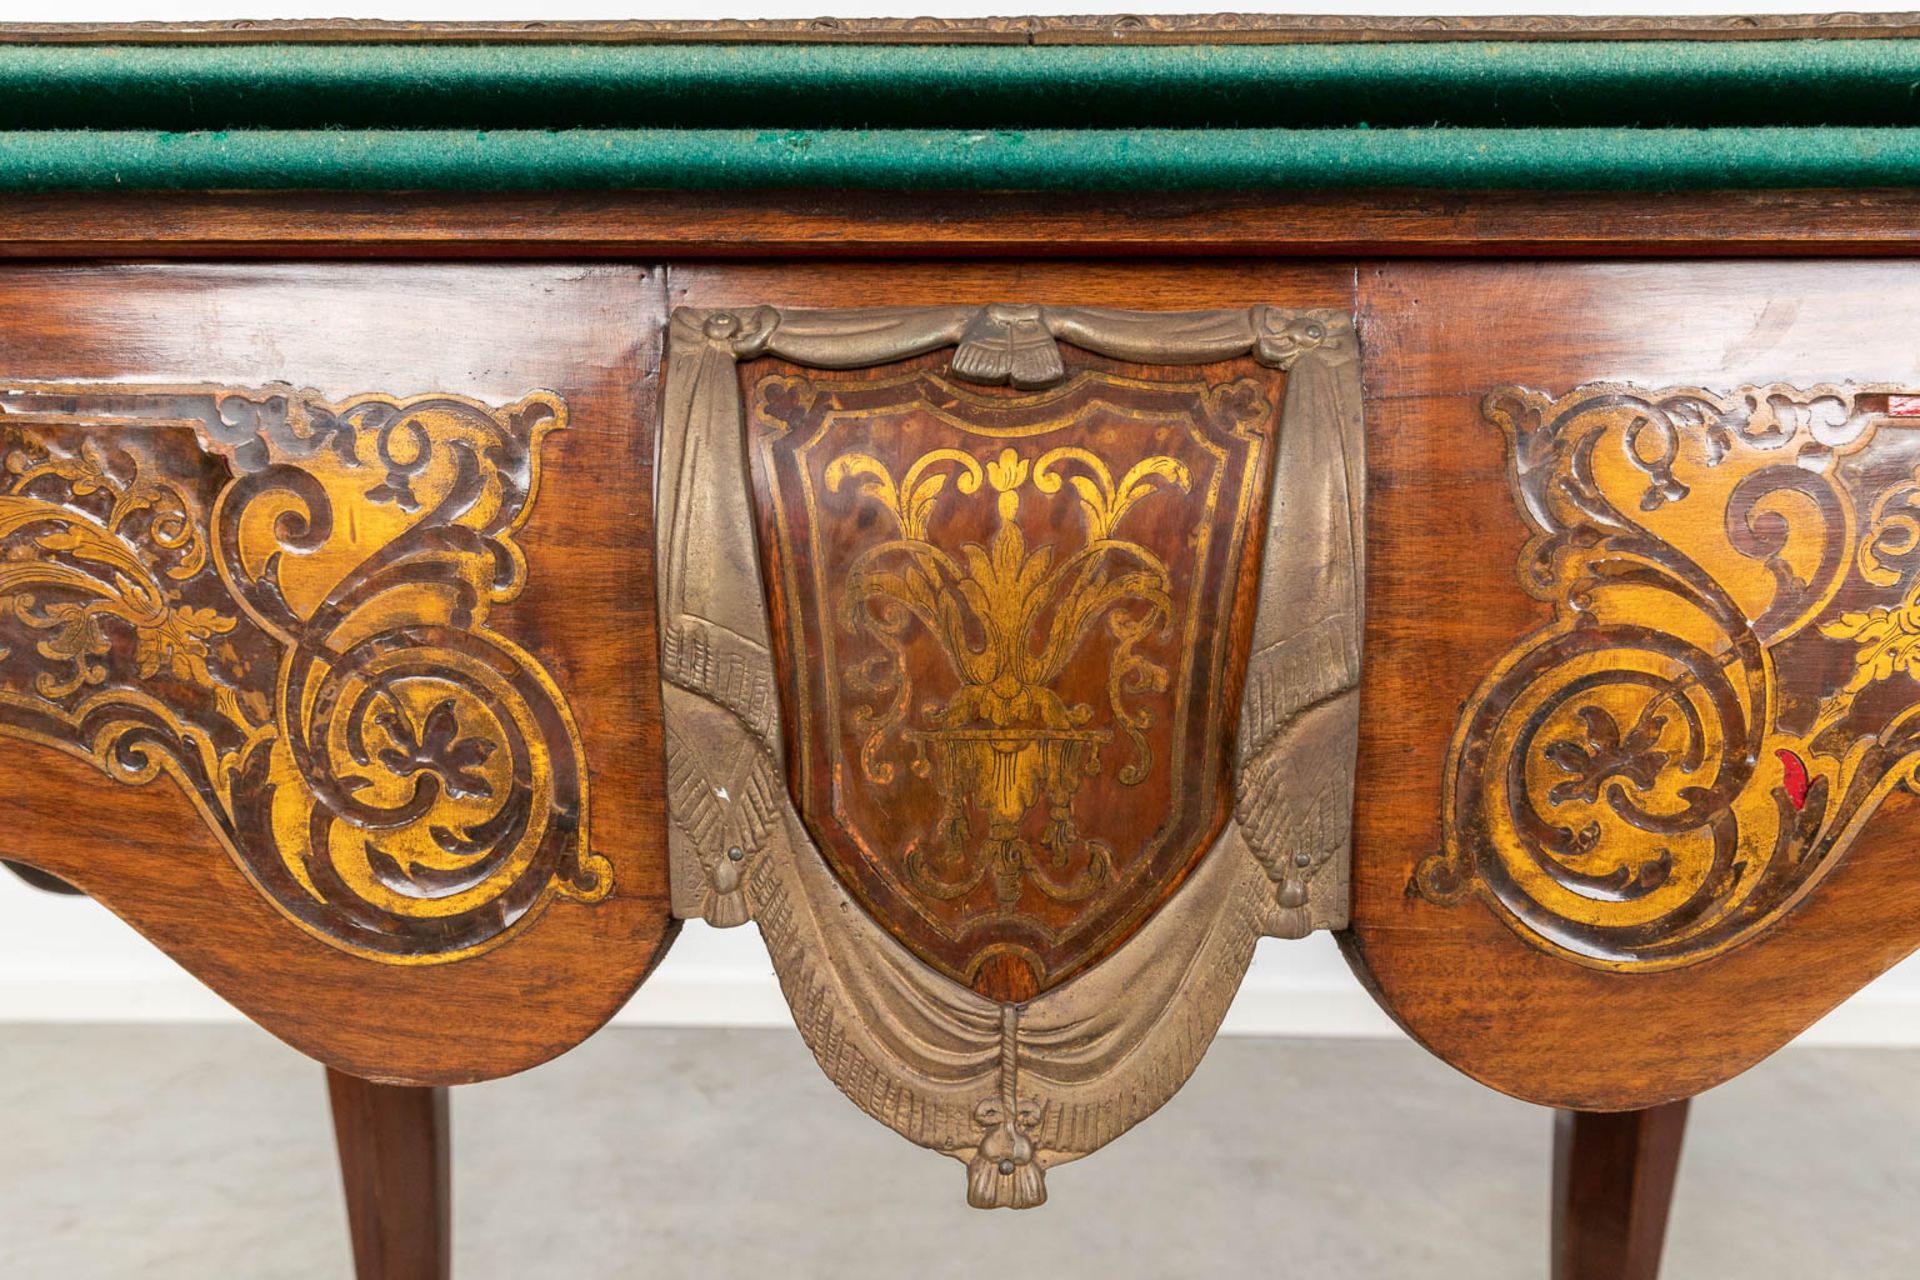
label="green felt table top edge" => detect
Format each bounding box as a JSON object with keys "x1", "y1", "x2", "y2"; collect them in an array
[
  {"x1": 14, "y1": 37, "x2": 1920, "y2": 192},
  {"x1": 12, "y1": 40, "x2": 1920, "y2": 132},
  {"x1": 11, "y1": 126, "x2": 1920, "y2": 193}
]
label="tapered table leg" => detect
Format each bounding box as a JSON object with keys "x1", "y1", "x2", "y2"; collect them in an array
[
  {"x1": 1551, "y1": 1100, "x2": 1689, "y2": 1280},
  {"x1": 326, "y1": 1068, "x2": 451, "y2": 1280}
]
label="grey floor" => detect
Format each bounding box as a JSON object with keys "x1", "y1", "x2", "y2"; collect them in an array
[{"x1": 1, "y1": 1027, "x2": 1915, "y2": 1278}]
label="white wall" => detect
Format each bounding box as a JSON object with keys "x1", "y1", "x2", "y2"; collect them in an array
[
  {"x1": 7, "y1": 872, "x2": 1920, "y2": 1045},
  {"x1": 6, "y1": 0, "x2": 1920, "y2": 1047}
]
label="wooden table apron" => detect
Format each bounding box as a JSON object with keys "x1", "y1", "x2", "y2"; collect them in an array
[
  {"x1": 0, "y1": 262, "x2": 675, "y2": 1086},
  {"x1": 1349, "y1": 258, "x2": 1920, "y2": 1110},
  {"x1": 8, "y1": 249, "x2": 1920, "y2": 1113},
  {"x1": 11, "y1": 22, "x2": 1920, "y2": 1280}
]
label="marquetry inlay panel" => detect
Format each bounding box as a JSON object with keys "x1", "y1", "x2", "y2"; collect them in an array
[
  {"x1": 1420, "y1": 382, "x2": 1920, "y2": 970},
  {"x1": 0, "y1": 384, "x2": 606, "y2": 963},
  {"x1": 742, "y1": 353, "x2": 1277, "y2": 1001}
]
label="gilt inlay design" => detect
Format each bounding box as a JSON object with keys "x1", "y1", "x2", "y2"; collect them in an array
[
  {"x1": 747, "y1": 360, "x2": 1274, "y2": 999},
  {"x1": 0, "y1": 384, "x2": 606, "y2": 962},
  {"x1": 1420, "y1": 382, "x2": 1920, "y2": 969}
]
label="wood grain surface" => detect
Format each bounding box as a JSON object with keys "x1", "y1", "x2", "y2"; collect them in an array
[
  {"x1": 0, "y1": 264, "x2": 676, "y2": 1085},
  {"x1": 9, "y1": 190, "x2": 1920, "y2": 260},
  {"x1": 327, "y1": 1068, "x2": 450, "y2": 1280},
  {"x1": 1552, "y1": 1101, "x2": 1690, "y2": 1280},
  {"x1": 8, "y1": 248, "x2": 1920, "y2": 1116},
  {"x1": 1345, "y1": 260, "x2": 1920, "y2": 1110}
]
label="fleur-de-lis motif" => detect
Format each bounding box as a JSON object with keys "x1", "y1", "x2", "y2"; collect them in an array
[{"x1": 828, "y1": 441, "x2": 1189, "y2": 905}]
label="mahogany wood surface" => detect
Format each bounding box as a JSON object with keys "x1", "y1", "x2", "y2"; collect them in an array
[
  {"x1": 0, "y1": 210, "x2": 1914, "y2": 1191},
  {"x1": 1552, "y1": 1102, "x2": 1690, "y2": 1280},
  {"x1": 668, "y1": 259, "x2": 1357, "y2": 315},
  {"x1": 0, "y1": 263, "x2": 677, "y2": 1085},
  {"x1": 5, "y1": 190, "x2": 1920, "y2": 260},
  {"x1": 1345, "y1": 259, "x2": 1920, "y2": 1109},
  {"x1": 327, "y1": 1068, "x2": 451, "y2": 1280},
  {"x1": 10, "y1": 251, "x2": 1919, "y2": 1112}
]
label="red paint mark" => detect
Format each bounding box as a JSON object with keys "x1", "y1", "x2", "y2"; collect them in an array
[
  {"x1": 1777, "y1": 749, "x2": 1810, "y2": 810},
  {"x1": 1891, "y1": 395, "x2": 1920, "y2": 417}
]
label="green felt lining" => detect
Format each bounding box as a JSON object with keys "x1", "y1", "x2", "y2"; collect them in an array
[
  {"x1": 6, "y1": 126, "x2": 1920, "y2": 192},
  {"x1": 6, "y1": 40, "x2": 1920, "y2": 131},
  {"x1": 13, "y1": 38, "x2": 1920, "y2": 192}
]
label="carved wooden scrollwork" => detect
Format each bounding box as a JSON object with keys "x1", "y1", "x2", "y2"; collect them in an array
[
  {"x1": 1419, "y1": 382, "x2": 1920, "y2": 971},
  {"x1": 0, "y1": 383, "x2": 607, "y2": 963},
  {"x1": 658, "y1": 303, "x2": 1364, "y2": 1206}
]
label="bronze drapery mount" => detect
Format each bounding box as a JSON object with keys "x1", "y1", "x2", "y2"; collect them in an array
[{"x1": 657, "y1": 302, "x2": 1364, "y2": 1207}]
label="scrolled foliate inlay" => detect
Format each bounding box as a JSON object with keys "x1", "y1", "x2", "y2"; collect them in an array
[
  {"x1": 1420, "y1": 382, "x2": 1920, "y2": 970},
  {"x1": 0, "y1": 384, "x2": 606, "y2": 963}
]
